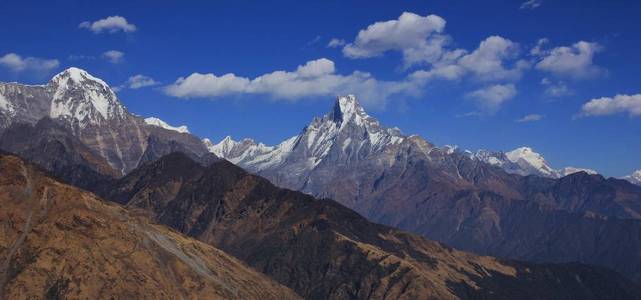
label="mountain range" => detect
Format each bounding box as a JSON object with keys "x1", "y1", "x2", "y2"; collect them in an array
[
  {"x1": 5, "y1": 149, "x2": 641, "y2": 299},
  {"x1": 1, "y1": 68, "x2": 641, "y2": 298},
  {"x1": 209, "y1": 94, "x2": 641, "y2": 281}
]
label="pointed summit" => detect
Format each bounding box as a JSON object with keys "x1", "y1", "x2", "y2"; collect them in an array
[
  {"x1": 48, "y1": 67, "x2": 126, "y2": 125},
  {"x1": 331, "y1": 95, "x2": 362, "y2": 121},
  {"x1": 51, "y1": 67, "x2": 110, "y2": 88},
  {"x1": 330, "y1": 94, "x2": 373, "y2": 127}
]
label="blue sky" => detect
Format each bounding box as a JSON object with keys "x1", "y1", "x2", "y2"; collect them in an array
[{"x1": 1, "y1": 0, "x2": 640, "y2": 177}]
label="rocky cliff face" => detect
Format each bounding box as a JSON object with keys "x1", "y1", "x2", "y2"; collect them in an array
[
  {"x1": 211, "y1": 95, "x2": 641, "y2": 281},
  {"x1": 0, "y1": 118, "x2": 119, "y2": 190},
  {"x1": 95, "y1": 152, "x2": 641, "y2": 299},
  {"x1": 0, "y1": 153, "x2": 299, "y2": 299}
]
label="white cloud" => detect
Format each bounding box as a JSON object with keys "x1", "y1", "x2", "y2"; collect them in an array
[
  {"x1": 516, "y1": 114, "x2": 544, "y2": 122},
  {"x1": 164, "y1": 58, "x2": 422, "y2": 107},
  {"x1": 79, "y1": 16, "x2": 137, "y2": 34},
  {"x1": 409, "y1": 36, "x2": 528, "y2": 82},
  {"x1": 327, "y1": 38, "x2": 346, "y2": 48},
  {"x1": 541, "y1": 78, "x2": 573, "y2": 97},
  {"x1": 579, "y1": 94, "x2": 641, "y2": 117},
  {"x1": 466, "y1": 84, "x2": 517, "y2": 113},
  {"x1": 0, "y1": 53, "x2": 59, "y2": 73},
  {"x1": 457, "y1": 36, "x2": 529, "y2": 81},
  {"x1": 520, "y1": 0, "x2": 542, "y2": 10},
  {"x1": 125, "y1": 74, "x2": 159, "y2": 89},
  {"x1": 102, "y1": 50, "x2": 124, "y2": 64},
  {"x1": 342, "y1": 12, "x2": 452, "y2": 68},
  {"x1": 339, "y1": 12, "x2": 528, "y2": 81},
  {"x1": 535, "y1": 41, "x2": 603, "y2": 79}
]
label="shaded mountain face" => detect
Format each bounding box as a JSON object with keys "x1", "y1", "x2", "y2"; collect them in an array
[
  {"x1": 138, "y1": 125, "x2": 214, "y2": 167},
  {"x1": 0, "y1": 68, "x2": 211, "y2": 175},
  {"x1": 211, "y1": 95, "x2": 641, "y2": 281},
  {"x1": 94, "y1": 152, "x2": 641, "y2": 300},
  {"x1": 0, "y1": 153, "x2": 299, "y2": 300},
  {"x1": 0, "y1": 118, "x2": 119, "y2": 190}
]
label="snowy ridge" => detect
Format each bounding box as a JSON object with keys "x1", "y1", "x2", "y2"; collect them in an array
[
  {"x1": 206, "y1": 95, "x2": 408, "y2": 171},
  {"x1": 559, "y1": 167, "x2": 598, "y2": 177},
  {"x1": 205, "y1": 135, "x2": 295, "y2": 169},
  {"x1": 206, "y1": 94, "x2": 602, "y2": 181},
  {"x1": 471, "y1": 147, "x2": 597, "y2": 178},
  {"x1": 144, "y1": 117, "x2": 189, "y2": 134}
]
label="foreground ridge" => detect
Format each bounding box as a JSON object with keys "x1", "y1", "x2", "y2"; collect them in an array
[
  {"x1": 96, "y1": 152, "x2": 641, "y2": 300},
  {"x1": 0, "y1": 153, "x2": 299, "y2": 299}
]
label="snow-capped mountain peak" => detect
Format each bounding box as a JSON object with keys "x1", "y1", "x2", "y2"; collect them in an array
[
  {"x1": 472, "y1": 146, "x2": 598, "y2": 179},
  {"x1": 144, "y1": 117, "x2": 189, "y2": 133},
  {"x1": 624, "y1": 170, "x2": 641, "y2": 186},
  {"x1": 49, "y1": 67, "x2": 127, "y2": 126},
  {"x1": 330, "y1": 95, "x2": 381, "y2": 130},
  {"x1": 505, "y1": 147, "x2": 556, "y2": 176},
  {"x1": 51, "y1": 67, "x2": 110, "y2": 88},
  {"x1": 207, "y1": 136, "x2": 241, "y2": 157},
  {"x1": 206, "y1": 95, "x2": 410, "y2": 172},
  {"x1": 333, "y1": 95, "x2": 363, "y2": 122}
]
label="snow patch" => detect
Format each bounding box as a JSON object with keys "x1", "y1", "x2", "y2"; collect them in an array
[
  {"x1": 559, "y1": 167, "x2": 597, "y2": 177},
  {"x1": 624, "y1": 170, "x2": 641, "y2": 186},
  {"x1": 144, "y1": 117, "x2": 189, "y2": 134},
  {"x1": 0, "y1": 92, "x2": 15, "y2": 115}
]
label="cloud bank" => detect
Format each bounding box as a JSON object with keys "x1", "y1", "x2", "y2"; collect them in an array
[{"x1": 164, "y1": 58, "x2": 423, "y2": 107}]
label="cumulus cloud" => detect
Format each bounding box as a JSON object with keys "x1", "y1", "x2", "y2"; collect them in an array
[
  {"x1": 410, "y1": 36, "x2": 528, "y2": 82},
  {"x1": 541, "y1": 78, "x2": 573, "y2": 97},
  {"x1": 535, "y1": 41, "x2": 604, "y2": 79},
  {"x1": 579, "y1": 94, "x2": 641, "y2": 117},
  {"x1": 520, "y1": 0, "x2": 542, "y2": 10},
  {"x1": 327, "y1": 38, "x2": 346, "y2": 48},
  {"x1": 457, "y1": 36, "x2": 529, "y2": 81},
  {"x1": 102, "y1": 50, "x2": 124, "y2": 64},
  {"x1": 79, "y1": 16, "x2": 137, "y2": 34},
  {"x1": 0, "y1": 53, "x2": 59, "y2": 74},
  {"x1": 516, "y1": 114, "x2": 544, "y2": 122},
  {"x1": 342, "y1": 12, "x2": 454, "y2": 68},
  {"x1": 339, "y1": 12, "x2": 528, "y2": 82},
  {"x1": 164, "y1": 58, "x2": 422, "y2": 107},
  {"x1": 466, "y1": 84, "x2": 517, "y2": 113}
]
